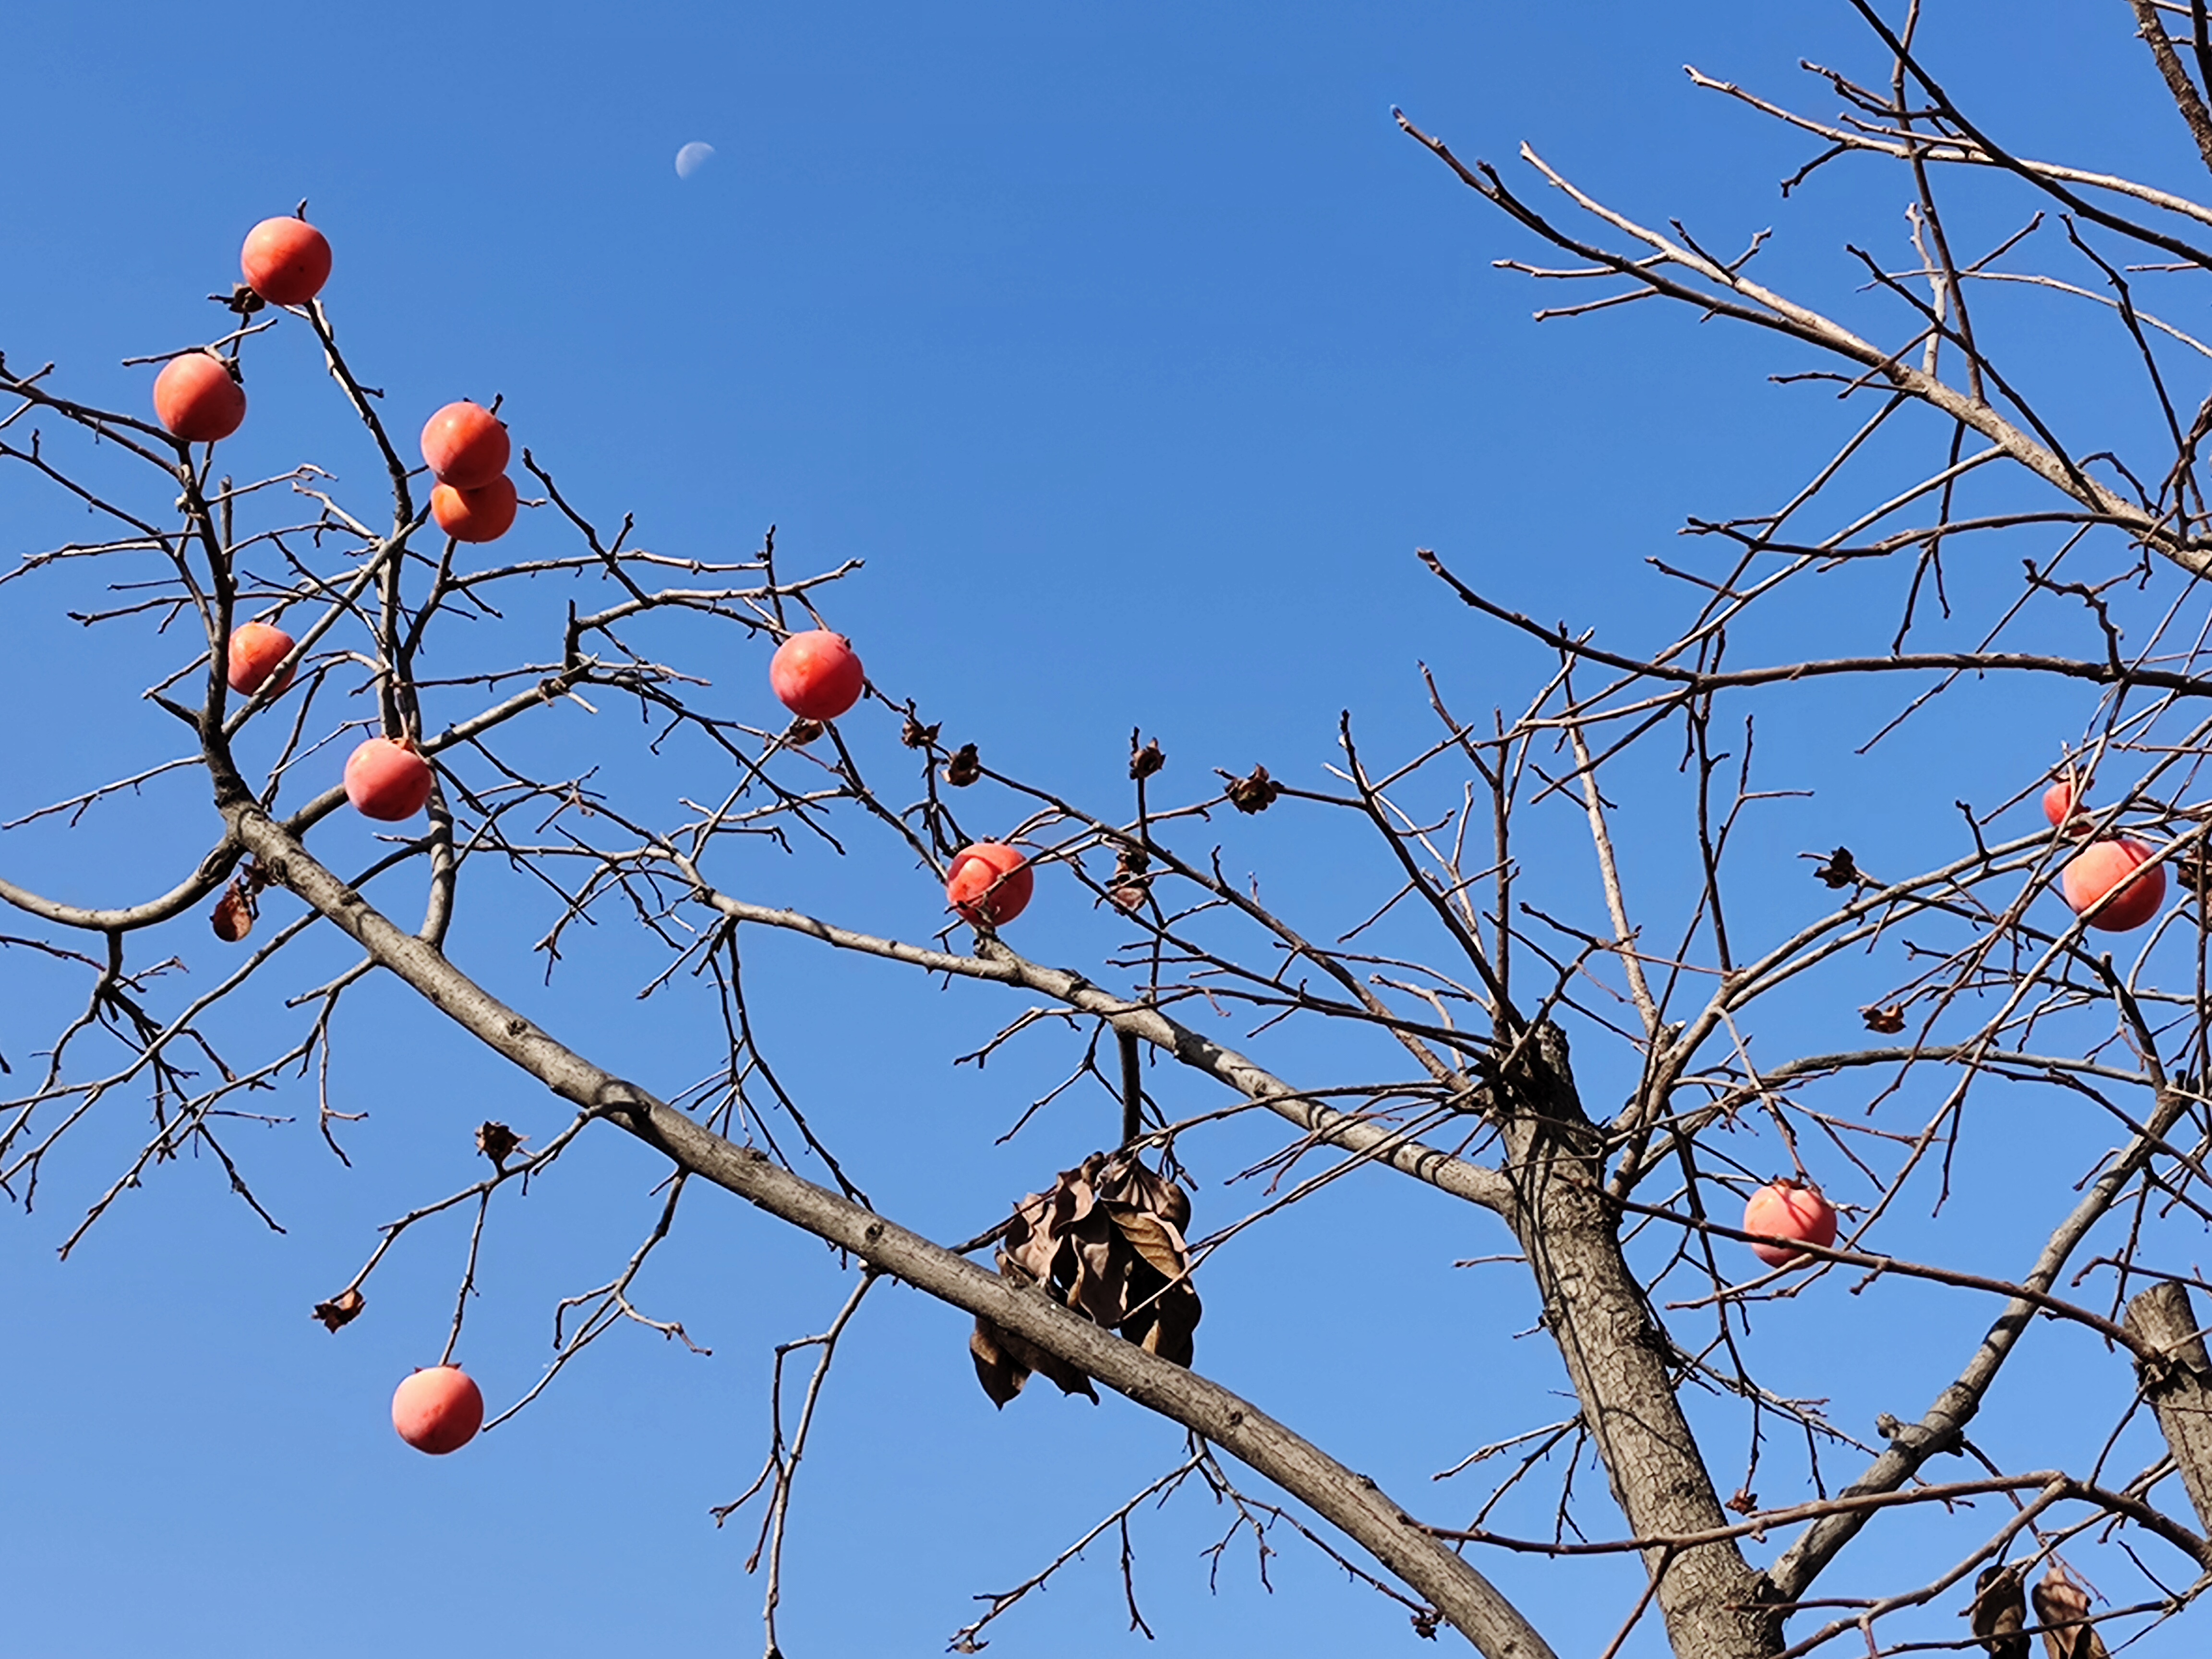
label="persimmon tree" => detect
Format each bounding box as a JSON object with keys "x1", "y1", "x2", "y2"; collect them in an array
[{"x1": 12, "y1": 5, "x2": 2212, "y2": 1656}]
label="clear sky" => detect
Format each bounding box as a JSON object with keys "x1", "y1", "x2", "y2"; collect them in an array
[{"x1": 0, "y1": 3, "x2": 2200, "y2": 1656}]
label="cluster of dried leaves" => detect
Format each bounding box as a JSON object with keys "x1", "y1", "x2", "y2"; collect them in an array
[
  {"x1": 1970, "y1": 1560, "x2": 2108, "y2": 1659},
  {"x1": 970, "y1": 1151, "x2": 1202, "y2": 1407}
]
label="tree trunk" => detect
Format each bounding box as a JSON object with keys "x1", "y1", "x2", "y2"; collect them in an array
[
  {"x1": 2124, "y1": 1281, "x2": 2212, "y2": 1533},
  {"x1": 1502, "y1": 1025, "x2": 1782, "y2": 1659}
]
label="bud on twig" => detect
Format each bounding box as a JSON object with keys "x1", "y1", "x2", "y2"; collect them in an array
[{"x1": 1223, "y1": 765, "x2": 1282, "y2": 814}]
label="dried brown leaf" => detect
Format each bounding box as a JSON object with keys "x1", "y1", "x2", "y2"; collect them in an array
[
  {"x1": 1141, "y1": 1283, "x2": 1201, "y2": 1368},
  {"x1": 901, "y1": 712, "x2": 939, "y2": 749},
  {"x1": 312, "y1": 1287, "x2": 365, "y2": 1333},
  {"x1": 1861, "y1": 1003, "x2": 1907, "y2": 1034},
  {"x1": 945, "y1": 743, "x2": 982, "y2": 786},
  {"x1": 211, "y1": 886, "x2": 255, "y2": 943},
  {"x1": 986, "y1": 1319, "x2": 1097, "y2": 1403},
  {"x1": 1811, "y1": 845, "x2": 1859, "y2": 889},
  {"x1": 785, "y1": 717, "x2": 824, "y2": 746},
  {"x1": 1004, "y1": 1228, "x2": 1060, "y2": 1287},
  {"x1": 1130, "y1": 735, "x2": 1166, "y2": 780},
  {"x1": 476, "y1": 1120, "x2": 524, "y2": 1165},
  {"x1": 1066, "y1": 1231, "x2": 1130, "y2": 1328},
  {"x1": 1109, "y1": 843, "x2": 1153, "y2": 913},
  {"x1": 2030, "y1": 1568, "x2": 2106, "y2": 1659},
  {"x1": 1050, "y1": 1156, "x2": 1103, "y2": 1231},
  {"x1": 1102, "y1": 1155, "x2": 1190, "y2": 1232},
  {"x1": 1107, "y1": 1207, "x2": 1189, "y2": 1279},
  {"x1": 969, "y1": 1319, "x2": 1028, "y2": 1407},
  {"x1": 1968, "y1": 1563, "x2": 2028, "y2": 1659}
]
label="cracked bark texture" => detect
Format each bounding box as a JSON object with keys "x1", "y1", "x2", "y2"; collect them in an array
[
  {"x1": 2125, "y1": 1283, "x2": 2212, "y2": 1534},
  {"x1": 1500, "y1": 1025, "x2": 1781, "y2": 1659}
]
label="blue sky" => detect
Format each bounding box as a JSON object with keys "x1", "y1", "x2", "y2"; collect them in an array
[{"x1": 1, "y1": 3, "x2": 2205, "y2": 1655}]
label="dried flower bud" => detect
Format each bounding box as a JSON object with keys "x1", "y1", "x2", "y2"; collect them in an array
[
  {"x1": 476, "y1": 1120, "x2": 525, "y2": 1166},
  {"x1": 1810, "y1": 846, "x2": 1859, "y2": 889},
  {"x1": 1224, "y1": 765, "x2": 1282, "y2": 814}
]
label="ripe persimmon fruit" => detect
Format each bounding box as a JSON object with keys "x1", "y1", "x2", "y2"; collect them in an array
[
  {"x1": 240, "y1": 216, "x2": 332, "y2": 306},
  {"x1": 1743, "y1": 1179, "x2": 1837, "y2": 1268},
  {"x1": 419, "y1": 401, "x2": 510, "y2": 490},
  {"x1": 431, "y1": 475, "x2": 517, "y2": 543},
  {"x1": 153, "y1": 352, "x2": 245, "y2": 443},
  {"x1": 227, "y1": 621, "x2": 297, "y2": 697},
  {"x1": 345, "y1": 736, "x2": 434, "y2": 822},
  {"x1": 391, "y1": 1366, "x2": 483, "y2": 1455},
  {"x1": 947, "y1": 842, "x2": 1033, "y2": 928},
  {"x1": 2061, "y1": 837, "x2": 2166, "y2": 932},
  {"x1": 769, "y1": 630, "x2": 865, "y2": 721}
]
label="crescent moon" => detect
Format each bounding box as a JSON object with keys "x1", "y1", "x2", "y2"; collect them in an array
[{"x1": 675, "y1": 141, "x2": 715, "y2": 180}]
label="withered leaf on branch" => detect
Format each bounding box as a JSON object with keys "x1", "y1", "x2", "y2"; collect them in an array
[
  {"x1": 1861, "y1": 1003, "x2": 1908, "y2": 1034},
  {"x1": 1108, "y1": 1206, "x2": 1188, "y2": 1279},
  {"x1": 1810, "y1": 845, "x2": 1860, "y2": 889},
  {"x1": 945, "y1": 743, "x2": 982, "y2": 786},
  {"x1": 784, "y1": 717, "x2": 824, "y2": 746},
  {"x1": 1107, "y1": 1155, "x2": 1190, "y2": 1231},
  {"x1": 312, "y1": 1288, "x2": 366, "y2": 1333},
  {"x1": 211, "y1": 882, "x2": 257, "y2": 943},
  {"x1": 968, "y1": 1320, "x2": 1026, "y2": 1407},
  {"x1": 1109, "y1": 881, "x2": 1151, "y2": 913},
  {"x1": 476, "y1": 1120, "x2": 525, "y2": 1166},
  {"x1": 2030, "y1": 1567, "x2": 2108, "y2": 1659},
  {"x1": 968, "y1": 1150, "x2": 1201, "y2": 1408},
  {"x1": 1968, "y1": 1563, "x2": 2028, "y2": 1659},
  {"x1": 1109, "y1": 842, "x2": 1152, "y2": 912},
  {"x1": 969, "y1": 1316, "x2": 1098, "y2": 1407},
  {"x1": 1224, "y1": 764, "x2": 1282, "y2": 814},
  {"x1": 900, "y1": 711, "x2": 939, "y2": 749},
  {"x1": 1129, "y1": 734, "x2": 1166, "y2": 780}
]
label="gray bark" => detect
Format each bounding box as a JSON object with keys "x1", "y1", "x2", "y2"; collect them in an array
[
  {"x1": 231, "y1": 802, "x2": 1556, "y2": 1659},
  {"x1": 1499, "y1": 1026, "x2": 1782, "y2": 1659},
  {"x1": 2125, "y1": 1282, "x2": 2212, "y2": 1533}
]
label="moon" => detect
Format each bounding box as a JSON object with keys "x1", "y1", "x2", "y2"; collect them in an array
[{"x1": 674, "y1": 141, "x2": 715, "y2": 180}]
